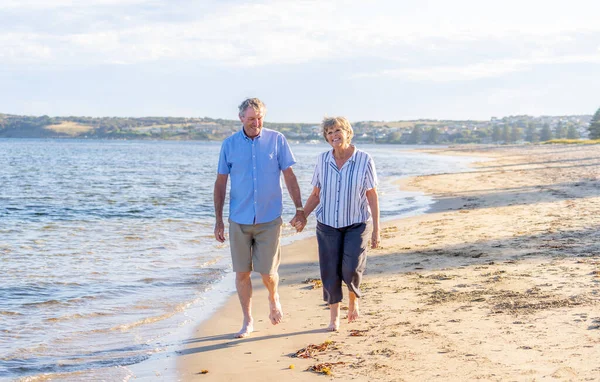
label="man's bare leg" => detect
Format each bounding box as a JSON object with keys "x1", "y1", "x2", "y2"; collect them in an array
[
  {"x1": 235, "y1": 271, "x2": 254, "y2": 338},
  {"x1": 327, "y1": 302, "x2": 340, "y2": 331},
  {"x1": 348, "y1": 291, "x2": 360, "y2": 323},
  {"x1": 261, "y1": 273, "x2": 283, "y2": 325}
]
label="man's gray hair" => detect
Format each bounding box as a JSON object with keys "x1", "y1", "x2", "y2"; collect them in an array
[
  {"x1": 321, "y1": 116, "x2": 354, "y2": 141},
  {"x1": 238, "y1": 98, "x2": 266, "y2": 118}
]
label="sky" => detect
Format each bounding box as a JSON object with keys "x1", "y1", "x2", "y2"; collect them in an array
[{"x1": 1, "y1": 0, "x2": 599, "y2": 123}]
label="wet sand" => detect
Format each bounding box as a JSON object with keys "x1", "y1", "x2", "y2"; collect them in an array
[{"x1": 178, "y1": 144, "x2": 600, "y2": 381}]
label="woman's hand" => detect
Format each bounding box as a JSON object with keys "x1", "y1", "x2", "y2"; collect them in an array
[{"x1": 371, "y1": 228, "x2": 380, "y2": 249}]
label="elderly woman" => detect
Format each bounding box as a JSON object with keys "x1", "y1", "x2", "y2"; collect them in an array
[{"x1": 300, "y1": 116, "x2": 380, "y2": 331}]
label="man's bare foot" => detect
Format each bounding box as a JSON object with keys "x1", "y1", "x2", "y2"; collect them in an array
[
  {"x1": 234, "y1": 320, "x2": 254, "y2": 338},
  {"x1": 269, "y1": 300, "x2": 283, "y2": 325},
  {"x1": 348, "y1": 296, "x2": 360, "y2": 323}
]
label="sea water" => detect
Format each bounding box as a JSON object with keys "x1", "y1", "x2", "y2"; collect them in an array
[{"x1": 0, "y1": 139, "x2": 479, "y2": 380}]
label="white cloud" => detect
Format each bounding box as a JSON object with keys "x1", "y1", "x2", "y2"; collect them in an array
[
  {"x1": 355, "y1": 53, "x2": 600, "y2": 82},
  {"x1": 0, "y1": 0, "x2": 149, "y2": 9},
  {"x1": 1, "y1": 0, "x2": 599, "y2": 72},
  {"x1": 0, "y1": 33, "x2": 54, "y2": 62}
]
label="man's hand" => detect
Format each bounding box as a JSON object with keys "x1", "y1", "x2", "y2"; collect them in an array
[
  {"x1": 214, "y1": 220, "x2": 226, "y2": 243},
  {"x1": 289, "y1": 211, "x2": 307, "y2": 232}
]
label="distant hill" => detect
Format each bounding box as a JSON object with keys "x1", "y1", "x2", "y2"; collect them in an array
[{"x1": 0, "y1": 112, "x2": 592, "y2": 144}]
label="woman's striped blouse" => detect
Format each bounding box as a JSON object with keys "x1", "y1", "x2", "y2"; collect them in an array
[{"x1": 311, "y1": 147, "x2": 378, "y2": 228}]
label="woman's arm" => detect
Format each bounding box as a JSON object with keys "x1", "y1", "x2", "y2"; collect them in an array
[
  {"x1": 293, "y1": 186, "x2": 320, "y2": 232},
  {"x1": 304, "y1": 186, "x2": 321, "y2": 217},
  {"x1": 366, "y1": 187, "x2": 380, "y2": 249}
]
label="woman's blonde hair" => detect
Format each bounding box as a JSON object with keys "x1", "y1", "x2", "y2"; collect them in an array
[{"x1": 321, "y1": 116, "x2": 354, "y2": 141}]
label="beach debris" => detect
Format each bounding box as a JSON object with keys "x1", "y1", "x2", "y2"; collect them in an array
[
  {"x1": 426, "y1": 273, "x2": 456, "y2": 280},
  {"x1": 303, "y1": 277, "x2": 323, "y2": 289},
  {"x1": 198, "y1": 369, "x2": 209, "y2": 374},
  {"x1": 381, "y1": 225, "x2": 398, "y2": 239},
  {"x1": 492, "y1": 292, "x2": 592, "y2": 314},
  {"x1": 369, "y1": 348, "x2": 395, "y2": 357},
  {"x1": 291, "y1": 340, "x2": 336, "y2": 358},
  {"x1": 307, "y1": 362, "x2": 346, "y2": 375},
  {"x1": 349, "y1": 329, "x2": 369, "y2": 337}
]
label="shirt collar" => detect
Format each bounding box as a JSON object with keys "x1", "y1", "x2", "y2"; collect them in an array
[
  {"x1": 241, "y1": 126, "x2": 262, "y2": 141},
  {"x1": 328, "y1": 145, "x2": 357, "y2": 163}
]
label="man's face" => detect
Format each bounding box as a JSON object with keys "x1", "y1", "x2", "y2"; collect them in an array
[{"x1": 240, "y1": 107, "x2": 264, "y2": 139}]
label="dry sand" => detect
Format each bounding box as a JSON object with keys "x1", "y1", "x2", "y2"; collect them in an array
[{"x1": 178, "y1": 144, "x2": 600, "y2": 381}]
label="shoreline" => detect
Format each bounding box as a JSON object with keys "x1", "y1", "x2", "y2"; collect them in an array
[
  {"x1": 125, "y1": 148, "x2": 479, "y2": 381},
  {"x1": 177, "y1": 144, "x2": 600, "y2": 381}
]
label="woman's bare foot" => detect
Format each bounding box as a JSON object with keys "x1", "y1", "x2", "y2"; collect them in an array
[
  {"x1": 327, "y1": 302, "x2": 341, "y2": 331},
  {"x1": 348, "y1": 292, "x2": 360, "y2": 323},
  {"x1": 235, "y1": 319, "x2": 254, "y2": 338},
  {"x1": 327, "y1": 319, "x2": 340, "y2": 331},
  {"x1": 269, "y1": 298, "x2": 283, "y2": 325}
]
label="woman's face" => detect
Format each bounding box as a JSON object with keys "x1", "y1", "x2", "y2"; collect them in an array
[{"x1": 325, "y1": 126, "x2": 350, "y2": 149}]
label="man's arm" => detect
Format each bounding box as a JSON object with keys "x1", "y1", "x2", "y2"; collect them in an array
[
  {"x1": 282, "y1": 167, "x2": 306, "y2": 230},
  {"x1": 214, "y1": 173, "x2": 228, "y2": 243}
]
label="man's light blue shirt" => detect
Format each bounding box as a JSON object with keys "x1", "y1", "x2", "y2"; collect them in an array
[{"x1": 217, "y1": 128, "x2": 296, "y2": 225}]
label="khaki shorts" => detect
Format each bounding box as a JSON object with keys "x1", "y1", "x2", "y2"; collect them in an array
[{"x1": 228, "y1": 217, "x2": 282, "y2": 275}]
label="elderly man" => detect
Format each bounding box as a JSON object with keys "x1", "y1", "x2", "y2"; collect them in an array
[{"x1": 214, "y1": 98, "x2": 306, "y2": 338}]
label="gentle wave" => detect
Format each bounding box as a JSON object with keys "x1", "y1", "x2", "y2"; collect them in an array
[
  {"x1": 43, "y1": 312, "x2": 114, "y2": 323},
  {"x1": 108, "y1": 302, "x2": 192, "y2": 332},
  {"x1": 0, "y1": 310, "x2": 22, "y2": 316}
]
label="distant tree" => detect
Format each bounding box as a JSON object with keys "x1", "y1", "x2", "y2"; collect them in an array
[
  {"x1": 589, "y1": 107, "x2": 600, "y2": 139},
  {"x1": 510, "y1": 125, "x2": 521, "y2": 143},
  {"x1": 525, "y1": 124, "x2": 538, "y2": 143},
  {"x1": 387, "y1": 131, "x2": 402, "y2": 143},
  {"x1": 492, "y1": 125, "x2": 502, "y2": 143},
  {"x1": 460, "y1": 130, "x2": 473, "y2": 143},
  {"x1": 566, "y1": 125, "x2": 580, "y2": 139},
  {"x1": 502, "y1": 125, "x2": 510, "y2": 143},
  {"x1": 473, "y1": 128, "x2": 490, "y2": 141},
  {"x1": 39, "y1": 115, "x2": 52, "y2": 126},
  {"x1": 408, "y1": 125, "x2": 423, "y2": 144},
  {"x1": 554, "y1": 121, "x2": 566, "y2": 139},
  {"x1": 540, "y1": 123, "x2": 553, "y2": 141},
  {"x1": 426, "y1": 127, "x2": 440, "y2": 144}
]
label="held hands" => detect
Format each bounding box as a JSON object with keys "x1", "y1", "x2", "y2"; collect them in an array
[
  {"x1": 289, "y1": 211, "x2": 307, "y2": 232},
  {"x1": 214, "y1": 220, "x2": 225, "y2": 243}
]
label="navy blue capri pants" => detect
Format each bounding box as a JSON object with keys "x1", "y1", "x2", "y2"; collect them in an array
[{"x1": 316, "y1": 221, "x2": 371, "y2": 304}]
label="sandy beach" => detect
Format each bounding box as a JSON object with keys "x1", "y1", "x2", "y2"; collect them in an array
[{"x1": 178, "y1": 144, "x2": 600, "y2": 381}]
